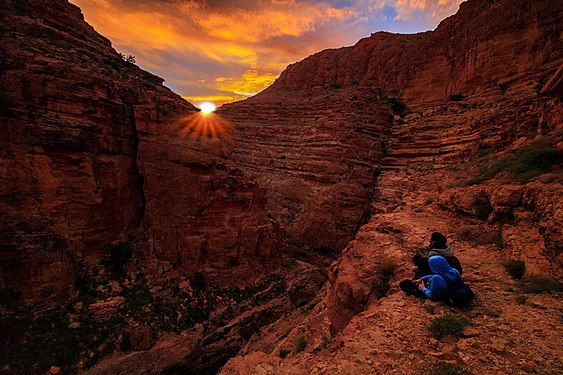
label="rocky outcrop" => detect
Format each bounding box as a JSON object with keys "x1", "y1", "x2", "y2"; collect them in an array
[
  {"x1": 272, "y1": 0, "x2": 563, "y2": 108},
  {"x1": 220, "y1": 0, "x2": 563, "y2": 373},
  {"x1": 1, "y1": 0, "x2": 562, "y2": 373},
  {"x1": 221, "y1": 205, "x2": 563, "y2": 374},
  {"x1": 220, "y1": 87, "x2": 390, "y2": 254},
  {"x1": 0, "y1": 0, "x2": 282, "y2": 300}
]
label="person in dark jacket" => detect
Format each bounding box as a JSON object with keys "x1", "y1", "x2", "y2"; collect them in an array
[
  {"x1": 400, "y1": 256, "x2": 461, "y2": 300},
  {"x1": 412, "y1": 232, "x2": 462, "y2": 277}
]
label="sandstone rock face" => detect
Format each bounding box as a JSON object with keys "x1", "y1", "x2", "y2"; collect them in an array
[
  {"x1": 0, "y1": 0, "x2": 282, "y2": 299},
  {"x1": 220, "y1": 87, "x2": 390, "y2": 254},
  {"x1": 220, "y1": 0, "x2": 563, "y2": 373},
  {"x1": 136, "y1": 104, "x2": 283, "y2": 285},
  {"x1": 0, "y1": 0, "x2": 150, "y2": 297},
  {"x1": 1, "y1": 0, "x2": 563, "y2": 373},
  {"x1": 273, "y1": 0, "x2": 563, "y2": 108}
]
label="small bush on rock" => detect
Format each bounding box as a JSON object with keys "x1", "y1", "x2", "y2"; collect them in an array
[
  {"x1": 457, "y1": 226, "x2": 501, "y2": 246},
  {"x1": 295, "y1": 337, "x2": 307, "y2": 353},
  {"x1": 431, "y1": 362, "x2": 462, "y2": 375},
  {"x1": 469, "y1": 139, "x2": 562, "y2": 185},
  {"x1": 371, "y1": 258, "x2": 397, "y2": 299},
  {"x1": 504, "y1": 260, "x2": 525, "y2": 279},
  {"x1": 428, "y1": 314, "x2": 469, "y2": 339},
  {"x1": 518, "y1": 276, "x2": 563, "y2": 294}
]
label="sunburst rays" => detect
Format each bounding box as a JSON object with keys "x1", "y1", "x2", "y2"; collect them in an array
[{"x1": 177, "y1": 111, "x2": 233, "y2": 140}]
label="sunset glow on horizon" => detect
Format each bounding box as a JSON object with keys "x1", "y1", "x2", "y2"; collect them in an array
[
  {"x1": 71, "y1": 0, "x2": 465, "y2": 106},
  {"x1": 199, "y1": 101, "x2": 216, "y2": 115}
]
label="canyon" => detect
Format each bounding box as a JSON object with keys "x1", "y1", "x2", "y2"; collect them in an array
[{"x1": 0, "y1": 0, "x2": 562, "y2": 374}]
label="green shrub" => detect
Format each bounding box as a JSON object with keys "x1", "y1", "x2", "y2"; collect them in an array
[
  {"x1": 389, "y1": 97, "x2": 406, "y2": 116},
  {"x1": 504, "y1": 260, "x2": 525, "y2": 279},
  {"x1": 118, "y1": 52, "x2": 136, "y2": 64},
  {"x1": 515, "y1": 295, "x2": 528, "y2": 305},
  {"x1": 295, "y1": 337, "x2": 306, "y2": 353},
  {"x1": 518, "y1": 276, "x2": 563, "y2": 294},
  {"x1": 371, "y1": 258, "x2": 396, "y2": 299},
  {"x1": 428, "y1": 314, "x2": 469, "y2": 339},
  {"x1": 457, "y1": 226, "x2": 502, "y2": 247},
  {"x1": 449, "y1": 93, "x2": 465, "y2": 101},
  {"x1": 431, "y1": 362, "x2": 462, "y2": 375},
  {"x1": 469, "y1": 141, "x2": 562, "y2": 185},
  {"x1": 101, "y1": 241, "x2": 132, "y2": 278}
]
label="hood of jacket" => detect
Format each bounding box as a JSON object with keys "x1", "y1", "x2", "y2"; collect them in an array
[
  {"x1": 428, "y1": 246, "x2": 453, "y2": 258},
  {"x1": 428, "y1": 255, "x2": 460, "y2": 282}
]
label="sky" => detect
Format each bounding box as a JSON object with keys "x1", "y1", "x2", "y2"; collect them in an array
[{"x1": 71, "y1": 0, "x2": 465, "y2": 107}]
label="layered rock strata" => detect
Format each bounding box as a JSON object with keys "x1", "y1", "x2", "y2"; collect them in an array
[
  {"x1": 273, "y1": 0, "x2": 563, "y2": 108},
  {"x1": 1, "y1": 0, "x2": 562, "y2": 373},
  {"x1": 221, "y1": 87, "x2": 390, "y2": 254},
  {"x1": 0, "y1": 0, "x2": 283, "y2": 299},
  {"x1": 220, "y1": 0, "x2": 563, "y2": 372}
]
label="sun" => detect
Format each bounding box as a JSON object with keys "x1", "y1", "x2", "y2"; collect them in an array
[{"x1": 200, "y1": 101, "x2": 216, "y2": 115}]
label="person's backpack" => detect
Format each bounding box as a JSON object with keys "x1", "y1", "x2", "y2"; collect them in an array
[{"x1": 438, "y1": 274, "x2": 475, "y2": 308}]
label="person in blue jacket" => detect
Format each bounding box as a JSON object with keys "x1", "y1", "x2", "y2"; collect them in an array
[{"x1": 400, "y1": 256, "x2": 461, "y2": 301}]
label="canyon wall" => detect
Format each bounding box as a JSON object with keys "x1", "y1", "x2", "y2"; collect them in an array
[
  {"x1": 272, "y1": 0, "x2": 563, "y2": 107},
  {"x1": 0, "y1": 0, "x2": 562, "y2": 372},
  {"x1": 2, "y1": 0, "x2": 561, "y2": 301},
  {"x1": 221, "y1": 87, "x2": 390, "y2": 255},
  {"x1": 0, "y1": 0, "x2": 282, "y2": 300},
  {"x1": 219, "y1": 1, "x2": 563, "y2": 372}
]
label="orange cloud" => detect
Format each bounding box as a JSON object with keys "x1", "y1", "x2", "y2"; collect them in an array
[
  {"x1": 194, "y1": 5, "x2": 356, "y2": 43},
  {"x1": 216, "y1": 70, "x2": 279, "y2": 96},
  {"x1": 393, "y1": 0, "x2": 463, "y2": 20},
  {"x1": 71, "y1": 0, "x2": 464, "y2": 106}
]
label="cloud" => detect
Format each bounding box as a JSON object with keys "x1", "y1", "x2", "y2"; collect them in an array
[
  {"x1": 192, "y1": 4, "x2": 356, "y2": 43},
  {"x1": 71, "y1": 0, "x2": 464, "y2": 105},
  {"x1": 391, "y1": 0, "x2": 462, "y2": 21}
]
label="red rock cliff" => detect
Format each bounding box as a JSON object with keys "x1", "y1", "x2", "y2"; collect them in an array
[
  {"x1": 272, "y1": 0, "x2": 562, "y2": 107},
  {"x1": 0, "y1": 0, "x2": 281, "y2": 300}
]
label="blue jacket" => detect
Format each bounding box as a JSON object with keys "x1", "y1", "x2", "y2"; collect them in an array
[{"x1": 420, "y1": 256, "x2": 461, "y2": 301}]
